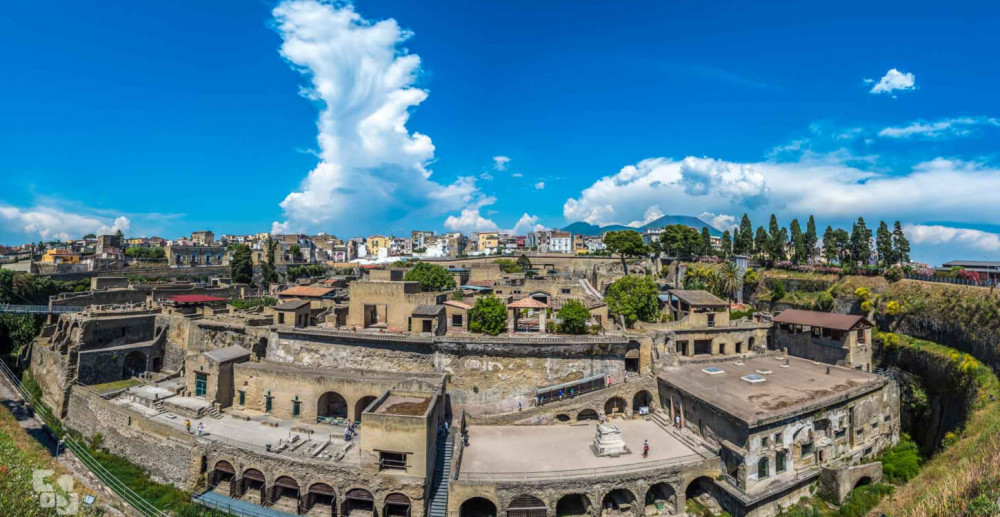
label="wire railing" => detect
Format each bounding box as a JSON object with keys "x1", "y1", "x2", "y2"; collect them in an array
[
  {"x1": 458, "y1": 453, "x2": 707, "y2": 481},
  {"x1": 0, "y1": 360, "x2": 166, "y2": 516}
]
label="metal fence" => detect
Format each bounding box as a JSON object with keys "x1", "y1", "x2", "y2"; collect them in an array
[
  {"x1": 458, "y1": 453, "x2": 707, "y2": 481},
  {"x1": 904, "y1": 274, "x2": 991, "y2": 287},
  {"x1": 0, "y1": 360, "x2": 166, "y2": 516}
]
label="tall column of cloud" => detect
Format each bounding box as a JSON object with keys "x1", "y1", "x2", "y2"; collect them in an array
[{"x1": 271, "y1": 0, "x2": 485, "y2": 235}]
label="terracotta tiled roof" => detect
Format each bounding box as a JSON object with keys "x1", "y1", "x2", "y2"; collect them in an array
[
  {"x1": 444, "y1": 300, "x2": 472, "y2": 310},
  {"x1": 277, "y1": 286, "x2": 336, "y2": 298},
  {"x1": 168, "y1": 295, "x2": 227, "y2": 303},
  {"x1": 508, "y1": 297, "x2": 548, "y2": 309},
  {"x1": 668, "y1": 289, "x2": 728, "y2": 307},
  {"x1": 465, "y1": 280, "x2": 495, "y2": 288}
]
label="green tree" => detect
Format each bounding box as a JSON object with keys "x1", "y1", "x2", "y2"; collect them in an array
[
  {"x1": 731, "y1": 227, "x2": 742, "y2": 255},
  {"x1": 804, "y1": 215, "x2": 818, "y2": 263},
  {"x1": 738, "y1": 213, "x2": 754, "y2": 254},
  {"x1": 515, "y1": 253, "x2": 532, "y2": 272},
  {"x1": 0, "y1": 313, "x2": 42, "y2": 356},
  {"x1": 767, "y1": 214, "x2": 785, "y2": 263},
  {"x1": 720, "y1": 230, "x2": 732, "y2": 258},
  {"x1": 716, "y1": 261, "x2": 741, "y2": 300},
  {"x1": 822, "y1": 226, "x2": 838, "y2": 263},
  {"x1": 771, "y1": 279, "x2": 786, "y2": 300},
  {"x1": 261, "y1": 237, "x2": 278, "y2": 286},
  {"x1": 833, "y1": 228, "x2": 851, "y2": 265},
  {"x1": 403, "y1": 262, "x2": 457, "y2": 292},
  {"x1": 289, "y1": 244, "x2": 302, "y2": 262},
  {"x1": 494, "y1": 259, "x2": 522, "y2": 274},
  {"x1": 876, "y1": 220, "x2": 893, "y2": 268},
  {"x1": 603, "y1": 230, "x2": 646, "y2": 275},
  {"x1": 557, "y1": 299, "x2": 591, "y2": 334},
  {"x1": 658, "y1": 225, "x2": 701, "y2": 260},
  {"x1": 605, "y1": 275, "x2": 659, "y2": 327},
  {"x1": 754, "y1": 226, "x2": 768, "y2": 260},
  {"x1": 789, "y1": 219, "x2": 806, "y2": 264},
  {"x1": 469, "y1": 295, "x2": 508, "y2": 335},
  {"x1": 700, "y1": 227, "x2": 712, "y2": 257},
  {"x1": 850, "y1": 217, "x2": 872, "y2": 267},
  {"x1": 229, "y1": 244, "x2": 254, "y2": 285},
  {"x1": 82, "y1": 233, "x2": 96, "y2": 239},
  {"x1": 892, "y1": 221, "x2": 910, "y2": 265}
]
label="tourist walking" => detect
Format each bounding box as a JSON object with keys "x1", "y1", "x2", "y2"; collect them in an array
[
  {"x1": 197, "y1": 422, "x2": 205, "y2": 436},
  {"x1": 185, "y1": 419, "x2": 191, "y2": 434},
  {"x1": 643, "y1": 439, "x2": 649, "y2": 458}
]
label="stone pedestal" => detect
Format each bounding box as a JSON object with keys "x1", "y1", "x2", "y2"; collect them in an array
[{"x1": 592, "y1": 423, "x2": 629, "y2": 457}]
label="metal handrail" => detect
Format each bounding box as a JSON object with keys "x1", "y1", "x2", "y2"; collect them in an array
[
  {"x1": 0, "y1": 360, "x2": 166, "y2": 516},
  {"x1": 459, "y1": 453, "x2": 706, "y2": 481}
]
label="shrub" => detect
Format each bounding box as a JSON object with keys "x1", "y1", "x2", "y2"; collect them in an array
[
  {"x1": 881, "y1": 433, "x2": 922, "y2": 483},
  {"x1": 469, "y1": 295, "x2": 507, "y2": 336},
  {"x1": 403, "y1": 262, "x2": 456, "y2": 292},
  {"x1": 884, "y1": 266, "x2": 903, "y2": 283},
  {"x1": 812, "y1": 291, "x2": 834, "y2": 312},
  {"x1": 557, "y1": 300, "x2": 591, "y2": 334},
  {"x1": 742, "y1": 267, "x2": 759, "y2": 286},
  {"x1": 771, "y1": 280, "x2": 786, "y2": 300}
]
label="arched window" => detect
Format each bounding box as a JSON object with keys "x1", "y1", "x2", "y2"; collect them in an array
[{"x1": 758, "y1": 457, "x2": 769, "y2": 479}]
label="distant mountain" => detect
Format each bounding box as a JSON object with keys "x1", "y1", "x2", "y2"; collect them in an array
[{"x1": 561, "y1": 215, "x2": 722, "y2": 236}]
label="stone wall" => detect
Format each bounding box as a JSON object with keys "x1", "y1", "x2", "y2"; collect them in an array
[
  {"x1": 267, "y1": 330, "x2": 637, "y2": 412},
  {"x1": 66, "y1": 387, "x2": 198, "y2": 486}
]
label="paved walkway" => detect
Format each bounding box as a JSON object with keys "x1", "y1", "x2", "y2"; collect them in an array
[{"x1": 461, "y1": 419, "x2": 698, "y2": 475}]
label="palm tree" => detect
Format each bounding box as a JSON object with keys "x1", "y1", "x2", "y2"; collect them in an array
[{"x1": 716, "y1": 262, "x2": 742, "y2": 301}]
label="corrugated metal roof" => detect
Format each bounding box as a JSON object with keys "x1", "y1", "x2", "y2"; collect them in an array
[
  {"x1": 412, "y1": 304, "x2": 444, "y2": 316},
  {"x1": 772, "y1": 309, "x2": 873, "y2": 331},
  {"x1": 273, "y1": 299, "x2": 310, "y2": 311}
]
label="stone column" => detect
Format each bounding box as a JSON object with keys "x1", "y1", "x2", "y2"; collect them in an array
[
  {"x1": 539, "y1": 310, "x2": 546, "y2": 334},
  {"x1": 508, "y1": 308, "x2": 515, "y2": 335}
]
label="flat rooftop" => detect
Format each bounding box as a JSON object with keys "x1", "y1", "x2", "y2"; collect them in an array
[
  {"x1": 460, "y1": 420, "x2": 703, "y2": 479},
  {"x1": 658, "y1": 355, "x2": 884, "y2": 425},
  {"x1": 142, "y1": 403, "x2": 360, "y2": 465}
]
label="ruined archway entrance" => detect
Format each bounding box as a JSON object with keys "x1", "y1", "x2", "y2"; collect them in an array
[
  {"x1": 577, "y1": 409, "x2": 599, "y2": 421},
  {"x1": 355, "y1": 395, "x2": 378, "y2": 422},
  {"x1": 306, "y1": 483, "x2": 336, "y2": 516},
  {"x1": 384, "y1": 493, "x2": 411, "y2": 517},
  {"x1": 685, "y1": 477, "x2": 726, "y2": 516},
  {"x1": 460, "y1": 497, "x2": 497, "y2": 517},
  {"x1": 604, "y1": 397, "x2": 627, "y2": 418},
  {"x1": 507, "y1": 494, "x2": 546, "y2": 517},
  {"x1": 210, "y1": 461, "x2": 235, "y2": 496},
  {"x1": 556, "y1": 494, "x2": 591, "y2": 517},
  {"x1": 855, "y1": 476, "x2": 872, "y2": 489},
  {"x1": 269, "y1": 476, "x2": 300, "y2": 513},
  {"x1": 632, "y1": 390, "x2": 653, "y2": 413},
  {"x1": 240, "y1": 468, "x2": 266, "y2": 504},
  {"x1": 122, "y1": 350, "x2": 146, "y2": 379},
  {"x1": 602, "y1": 488, "x2": 636, "y2": 515},
  {"x1": 318, "y1": 391, "x2": 349, "y2": 422},
  {"x1": 645, "y1": 483, "x2": 677, "y2": 514},
  {"x1": 342, "y1": 488, "x2": 375, "y2": 517}
]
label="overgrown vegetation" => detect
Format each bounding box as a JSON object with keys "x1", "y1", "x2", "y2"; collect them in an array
[
  {"x1": 229, "y1": 297, "x2": 277, "y2": 310},
  {"x1": 286, "y1": 264, "x2": 327, "y2": 282},
  {"x1": 556, "y1": 299, "x2": 591, "y2": 334},
  {"x1": 604, "y1": 275, "x2": 659, "y2": 327},
  {"x1": 468, "y1": 295, "x2": 507, "y2": 335},
  {"x1": 402, "y1": 262, "x2": 456, "y2": 292}
]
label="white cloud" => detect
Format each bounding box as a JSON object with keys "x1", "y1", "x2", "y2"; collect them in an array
[
  {"x1": 270, "y1": 0, "x2": 490, "y2": 234},
  {"x1": 699, "y1": 212, "x2": 736, "y2": 232},
  {"x1": 512, "y1": 172, "x2": 523, "y2": 178},
  {"x1": 627, "y1": 206, "x2": 664, "y2": 228},
  {"x1": 480, "y1": 172, "x2": 494, "y2": 181},
  {"x1": 867, "y1": 68, "x2": 916, "y2": 95},
  {"x1": 0, "y1": 205, "x2": 131, "y2": 241},
  {"x1": 564, "y1": 154, "x2": 1000, "y2": 237},
  {"x1": 533, "y1": 181, "x2": 545, "y2": 190},
  {"x1": 510, "y1": 213, "x2": 546, "y2": 235},
  {"x1": 443, "y1": 208, "x2": 499, "y2": 233},
  {"x1": 904, "y1": 224, "x2": 1000, "y2": 252},
  {"x1": 878, "y1": 116, "x2": 1000, "y2": 139},
  {"x1": 564, "y1": 157, "x2": 768, "y2": 226},
  {"x1": 493, "y1": 156, "x2": 511, "y2": 171}
]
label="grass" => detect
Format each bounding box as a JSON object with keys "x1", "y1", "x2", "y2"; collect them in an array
[
  {"x1": 872, "y1": 333, "x2": 1000, "y2": 516},
  {"x1": 89, "y1": 378, "x2": 141, "y2": 394},
  {"x1": 0, "y1": 396, "x2": 100, "y2": 516}
]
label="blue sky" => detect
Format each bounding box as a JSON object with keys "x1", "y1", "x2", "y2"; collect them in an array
[{"x1": 2, "y1": 0, "x2": 1000, "y2": 265}]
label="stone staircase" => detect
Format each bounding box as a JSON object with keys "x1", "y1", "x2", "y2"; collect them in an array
[
  {"x1": 427, "y1": 429, "x2": 455, "y2": 517},
  {"x1": 153, "y1": 399, "x2": 167, "y2": 415},
  {"x1": 207, "y1": 406, "x2": 224, "y2": 419},
  {"x1": 650, "y1": 411, "x2": 715, "y2": 456}
]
